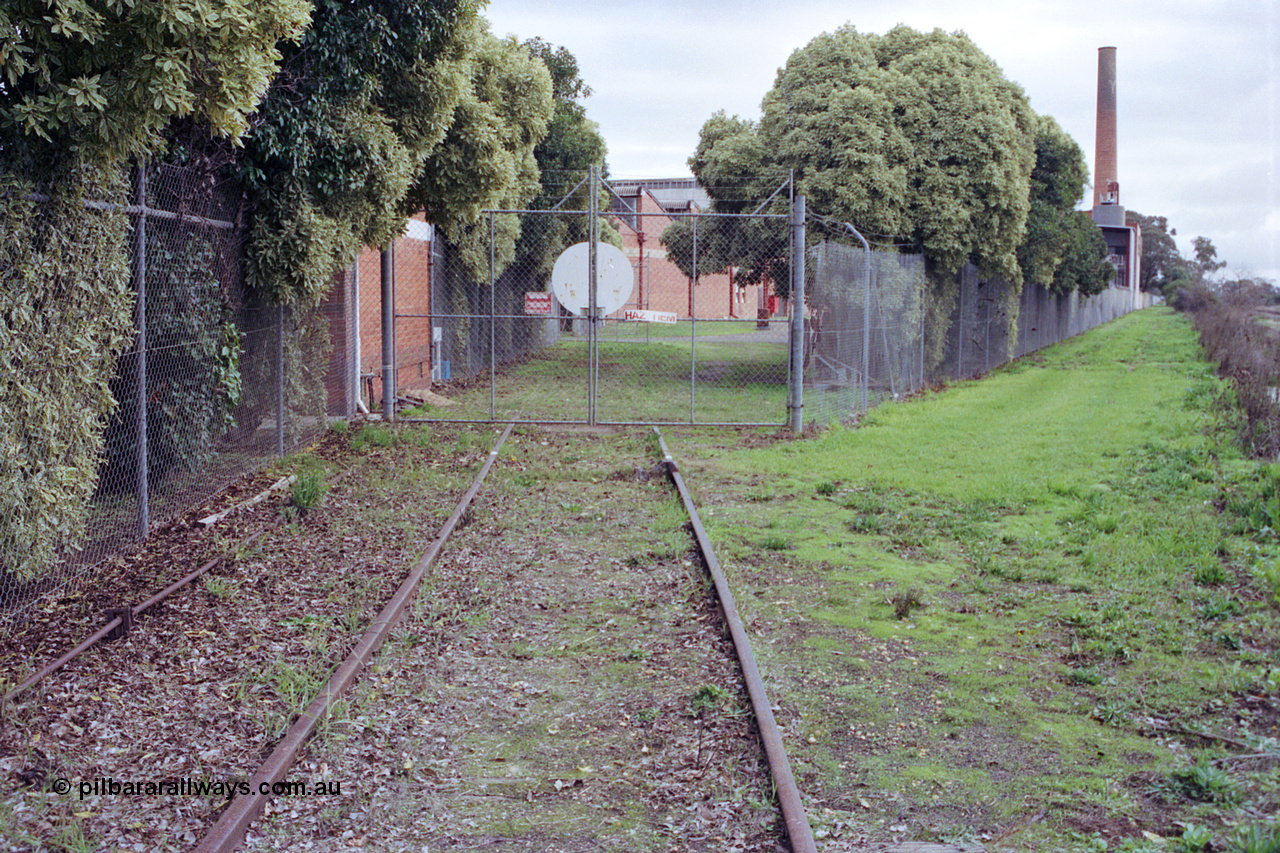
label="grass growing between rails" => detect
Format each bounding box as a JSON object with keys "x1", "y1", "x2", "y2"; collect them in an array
[{"x1": 673, "y1": 308, "x2": 1280, "y2": 852}]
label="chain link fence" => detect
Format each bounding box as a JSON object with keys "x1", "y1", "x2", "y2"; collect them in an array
[
  {"x1": 3, "y1": 172, "x2": 1156, "y2": 626},
  {"x1": 2, "y1": 162, "x2": 352, "y2": 626},
  {"x1": 399, "y1": 173, "x2": 795, "y2": 426},
  {"x1": 804, "y1": 230, "x2": 1153, "y2": 424}
]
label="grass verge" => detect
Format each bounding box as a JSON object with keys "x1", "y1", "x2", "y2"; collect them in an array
[{"x1": 674, "y1": 307, "x2": 1280, "y2": 852}]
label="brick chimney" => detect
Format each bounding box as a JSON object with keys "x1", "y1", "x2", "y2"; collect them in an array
[{"x1": 1092, "y1": 46, "x2": 1124, "y2": 226}]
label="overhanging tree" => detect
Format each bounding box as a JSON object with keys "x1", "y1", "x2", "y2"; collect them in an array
[{"x1": 0, "y1": 0, "x2": 308, "y2": 583}]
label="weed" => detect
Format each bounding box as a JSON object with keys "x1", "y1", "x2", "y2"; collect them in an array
[
  {"x1": 1230, "y1": 823, "x2": 1280, "y2": 853},
  {"x1": 291, "y1": 470, "x2": 328, "y2": 516},
  {"x1": 689, "y1": 684, "x2": 732, "y2": 717},
  {"x1": 1193, "y1": 561, "x2": 1228, "y2": 587},
  {"x1": 848, "y1": 515, "x2": 886, "y2": 535},
  {"x1": 1200, "y1": 595, "x2": 1242, "y2": 620},
  {"x1": 1175, "y1": 823, "x2": 1212, "y2": 853},
  {"x1": 352, "y1": 424, "x2": 396, "y2": 451},
  {"x1": 329, "y1": 419, "x2": 350, "y2": 435},
  {"x1": 891, "y1": 587, "x2": 924, "y2": 620},
  {"x1": 1151, "y1": 755, "x2": 1239, "y2": 804},
  {"x1": 1067, "y1": 666, "x2": 1105, "y2": 686},
  {"x1": 761, "y1": 534, "x2": 792, "y2": 551},
  {"x1": 1253, "y1": 561, "x2": 1280, "y2": 608},
  {"x1": 202, "y1": 575, "x2": 235, "y2": 599},
  {"x1": 1090, "y1": 699, "x2": 1130, "y2": 726},
  {"x1": 816, "y1": 481, "x2": 838, "y2": 496},
  {"x1": 636, "y1": 708, "x2": 659, "y2": 724}
]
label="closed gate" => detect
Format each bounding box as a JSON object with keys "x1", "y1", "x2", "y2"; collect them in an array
[{"x1": 389, "y1": 169, "x2": 803, "y2": 427}]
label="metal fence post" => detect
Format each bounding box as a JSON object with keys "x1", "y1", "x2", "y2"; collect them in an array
[
  {"x1": 588, "y1": 165, "x2": 598, "y2": 426},
  {"x1": 788, "y1": 195, "x2": 806, "y2": 434},
  {"x1": 132, "y1": 162, "x2": 149, "y2": 537},
  {"x1": 381, "y1": 245, "x2": 395, "y2": 424},
  {"x1": 489, "y1": 212, "x2": 497, "y2": 420},
  {"x1": 276, "y1": 303, "x2": 285, "y2": 457},
  {"x1": 690, "y1": 214, "x2": 698, "y2": 424}
]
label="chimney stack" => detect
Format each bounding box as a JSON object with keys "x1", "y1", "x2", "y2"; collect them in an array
[{"x1": 1092, "y1": 46, "x2": 1124, "y2": 226}]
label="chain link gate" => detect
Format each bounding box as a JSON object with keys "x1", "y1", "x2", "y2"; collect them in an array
[{"x1": 391, "y1": 170, "x2": 803, "y2": 427}]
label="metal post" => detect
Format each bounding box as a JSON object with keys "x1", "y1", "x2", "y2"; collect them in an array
[
  {"x1": 489, "y1": 212, "x2": 496, "y2": 420},
  {"x1": 132, "y1": 163, "x2": 149, "y2": 537},
  {"x1": 351, "y1": 260, "x2": 361, "y2": 415},
  {"x1": 588, "y1": 165, "x2": 598, "y2": 425},
  {"x1": 787, "y1": 195, "x2": 806, "y2": 434},
  {"x1": 381, "y1": 245, "x2": 395, "y2": 423},
  {"x1": 275, "y1": 303, "x2": 285, "y2": 457},
  {"x1": 690, "y1": 215, "x2": 698, "y2": 424},
  {"x1": 956, "y1": 271, "x2": 965, "y2": 380}
]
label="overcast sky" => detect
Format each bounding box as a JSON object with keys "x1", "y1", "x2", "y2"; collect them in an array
[{"x1": 483, "y1": 0, "x2": 1279, "y2": 284}]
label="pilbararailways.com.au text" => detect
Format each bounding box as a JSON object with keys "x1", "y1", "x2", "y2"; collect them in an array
[{"x1": 53, "y1": 776, "x2": 342, "y2": 801}]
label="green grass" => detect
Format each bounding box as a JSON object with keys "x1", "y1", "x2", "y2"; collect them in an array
[
  {"x1": 596, "y1": 317, "x2": 767, "y2": 341},
  {"x1": 676, "y1": 307, "x2": 1280, "y2": 851},
  {"x1": 403, "y1": 334, "x2": 788, "y2": 425}
]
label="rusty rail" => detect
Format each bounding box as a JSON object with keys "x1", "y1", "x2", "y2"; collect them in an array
[
  {"x1": 194, "y1": 422, "x2": 514, "y2": 853},
  {"x1": 5, "y1": 467, "x2": 359, "y2": 704},
  {"x1": 653, "y1": 428, "x2": 818, "y2": 853},
  {"x1": 4, "y1": 526, "x2": 269, "y2": 703}
]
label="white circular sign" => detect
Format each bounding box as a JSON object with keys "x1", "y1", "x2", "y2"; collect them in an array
[{"x1": 550, "y1": 242, "x2": 634, "y2": 316}]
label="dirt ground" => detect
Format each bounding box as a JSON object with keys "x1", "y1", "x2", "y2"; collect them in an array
[{"x1": 0, "y1": 424, "x2": 780, "y2": 852}]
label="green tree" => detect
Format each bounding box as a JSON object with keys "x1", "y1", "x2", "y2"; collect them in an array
[
  {"x1": 1053, "y1": 211, "x2": 1115, "y2": 296},
  {"x1": 1126, "y1": 211, "x2": 1193, "y2": 293},
  {"x1": 679, "y1": 27, "x2": 1043, "y2": 291},
  {"x1": 0, "y1": 0, "x2": 307, "y2": 584},
  {"x1": 418, "y1": 29, "x2": 554, "y2": 285},
  {"x1": 755, "y1": 25, "x2": 1038, "y2": 280},
  {"x1": 0, "y1": 0, "x2": 308, "y2": 164},
  {"x1": 500, "y1": 39, "x2": 611, "y2": 284},
  {"x1": 239, "y1": 0, "x2": 485, "y2": 307},
  {"x1": 1192, "y1": 235, "x2": 1227, "y2": 279},
  {"x1": 1017, "y1": 115, "x2": 1110, "y2": 294}
]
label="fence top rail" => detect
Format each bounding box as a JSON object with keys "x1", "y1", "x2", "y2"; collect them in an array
[
  {"x1": 22, "y1": 192, "x2": 236, "y2": 230},
  {"x1": 480, "y1": 207, "x2": 790, "y2": 221}
]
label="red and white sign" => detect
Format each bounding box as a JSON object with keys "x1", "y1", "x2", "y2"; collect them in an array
[
  {"x1": 524, "y1": 292, "x2": 553, "y2": 316},
  {"x1": 622, "y1": 309, "x2": 678, "y2": 324}
]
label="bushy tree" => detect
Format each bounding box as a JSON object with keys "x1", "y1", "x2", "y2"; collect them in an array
[
  {"x1": 676, "y1": 27, "x2": 1054, "y2": 304},
  {"x1": 0, "y1": 0, "x2": 308, "y2": 163},
  {"x1": 418, "y1": 29, "x2": 554, "y2": 285},
  {"x1": 753, "y1": 25, "x2": 1038, "y2": 280},
  {"x1": 240, "y1": 0, "x2": 482, "y2": 306},
  {"x1": 1018, "y1": 115, "x2": 1112, "y2": 294},
  {"x1": 507, "y1": 38, "x2": 609, "y2": 284},
  {"x1": 0, "y1": 0, "x2": 306, "y2": 583},
  {"x1": 1052, "y1": 211, "x2": 1115, "y2": 296}
]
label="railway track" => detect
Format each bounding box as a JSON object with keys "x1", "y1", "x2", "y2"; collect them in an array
[{"x1": 0, "y1": 424, "x2": 814, "y2": 852}]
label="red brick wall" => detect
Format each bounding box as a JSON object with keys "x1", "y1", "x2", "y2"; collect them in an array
[{"x1": 612, "y1": 189, "x2": 769, "y2": 320}]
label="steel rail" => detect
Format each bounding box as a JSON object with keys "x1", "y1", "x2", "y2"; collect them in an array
[
  {"x1": 653, "y1": 428, "x2": 818, "y2": 853},
  {"x1": 195, "y1": 422, "x2": 515, "y2": 853},
  {"x1": 5, "y1": 466, "x2": 360, "y2": 702},
  {"x1": 4, "y1": 527, "x2": 269, "y2": 703}
]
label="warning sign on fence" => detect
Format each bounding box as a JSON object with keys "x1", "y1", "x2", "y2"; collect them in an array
[
  {"x1": 524, "y1": 292, "x2": 553, "y2": 316},
  {"x1": 622, "y1": 309, "x2": 678, "y2": 324}
]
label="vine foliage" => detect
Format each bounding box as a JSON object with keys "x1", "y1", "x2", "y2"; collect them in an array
[{"x1": 0, "y1": 164, "x2": 133, "y2": 583}]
